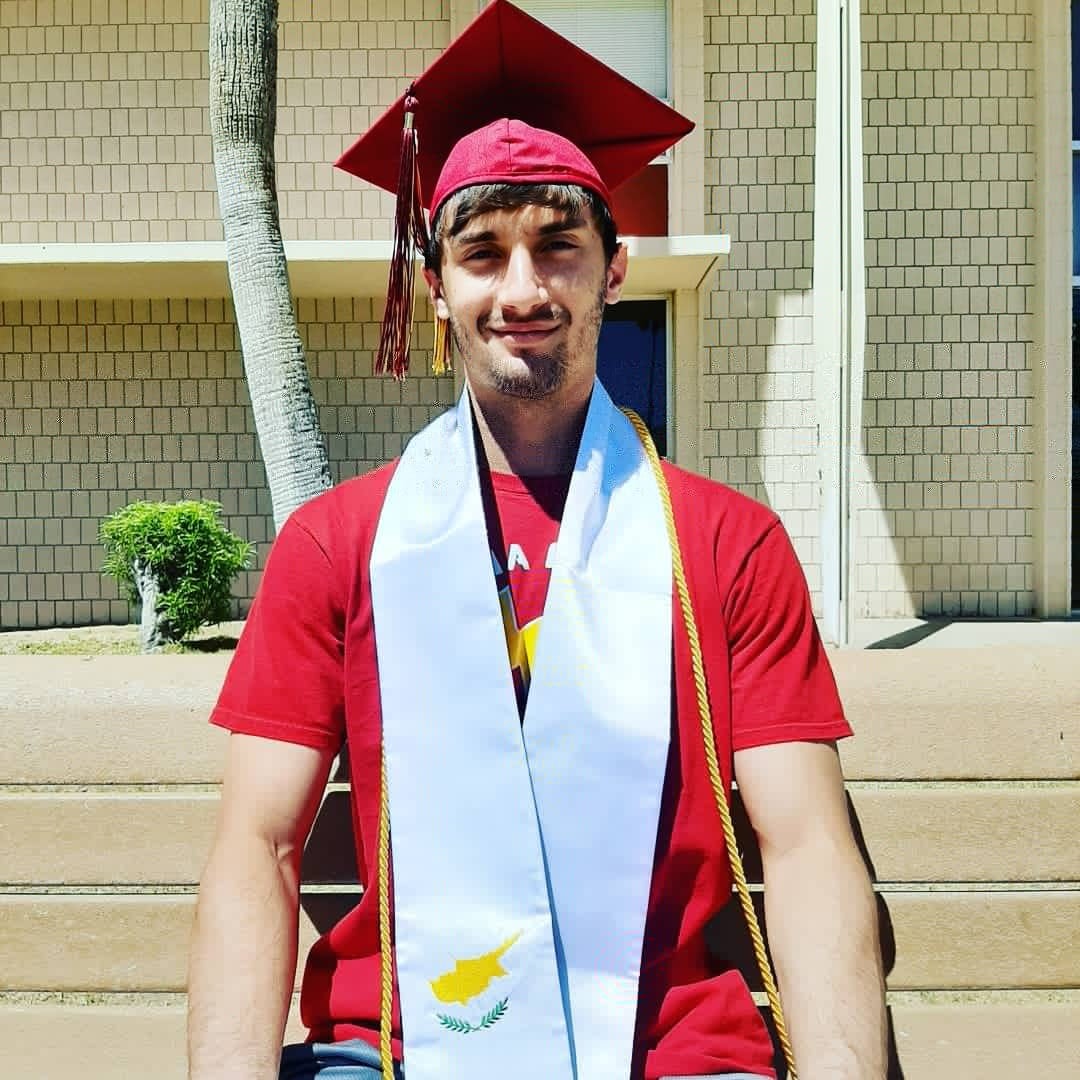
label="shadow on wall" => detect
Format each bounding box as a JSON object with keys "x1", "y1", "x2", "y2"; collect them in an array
[
  {"x1": 709, "y1": 273, "x2": 817, "y2": 512},
  {"x1": 706, "y1": 267, "x2": 830, "y2": 604},
  {"x1": 854, "y1": 341, "x2": 1035, "y2": 621},
  {"x1": 298, "y1": 763, "x2": 906, "y2": 1078},
  {"x1": 856, "y1": 8, "x2": 1039, "y2": 622}
]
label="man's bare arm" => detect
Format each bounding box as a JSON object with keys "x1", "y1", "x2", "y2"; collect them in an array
[
  {"x1": 734, "y1": 740, "x2": 887, "y2": 1080},
  {"x1": 188, "y1": 733, "x2": 335, "y2": 1080}
]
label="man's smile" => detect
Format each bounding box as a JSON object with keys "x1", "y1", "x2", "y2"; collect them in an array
[
  {"x1": 491, "y1": 326, "x2": 559, "y2": 343},
  {"x1": 486, "y1": 320, "x2": 564, "y2": 346}
]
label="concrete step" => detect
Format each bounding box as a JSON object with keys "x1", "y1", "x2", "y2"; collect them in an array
[
  {"x1": 3, "y1": 890, "x2": 1077, "y2": 994},
  {"x1": 0, "y1": 998, "x2": 306, "y2": 1079},
  {"x1": 2, "y1": 784, "x2": 1078, "y2": 886},
  {"x1": 3, "y1": 646, "x2": 1078, "y2": 782},
  {"x1": 829, "y1": 646, "x2": 1080, "y2": 779},
  {"x1": 1, "y1": 996, "x2": 1076, "y2": 1080},
  {"x1": 2, "y1": 643, "x2": 1077, "y2": 1077},
  {"x1": 0, "y1": 655, "x2": 230, "y2": 784}
]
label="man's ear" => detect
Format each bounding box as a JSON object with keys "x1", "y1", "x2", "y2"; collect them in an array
[
  {"x1": 423, "y1": 267, "x2": 450, "y2": 320},
  {"x1": 604, "y1": 244, "x2": 628, "y2": 305}
]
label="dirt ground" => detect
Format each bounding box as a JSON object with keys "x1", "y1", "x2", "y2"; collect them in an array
[{"x1": 0, "y1": 621, "x2": 245, "y2": 655}]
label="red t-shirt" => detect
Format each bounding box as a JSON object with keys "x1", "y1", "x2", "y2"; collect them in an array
[
  {"x1": 211, "y1": 460, "x2": 851, "y2": 1079},
  {"x1": 480, "y1": 469, "x2": 570, "y2": 714}
]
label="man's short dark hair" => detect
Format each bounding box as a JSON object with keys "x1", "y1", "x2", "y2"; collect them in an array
[{"x1": 426, "y1": 183, "x2": 619, "y2": 271}]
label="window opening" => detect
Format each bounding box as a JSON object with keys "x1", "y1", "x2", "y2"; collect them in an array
[
  {"x1": 513, "y1": 0, "x2": 669, "y2": 100},
  {"x1": 512, "y1": 0, "x2": 674, "y2": 234}
]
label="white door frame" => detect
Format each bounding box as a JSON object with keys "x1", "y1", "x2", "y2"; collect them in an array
[
  {"x1": 1034, "y1": 0, "x2": 1073, "y2": 614},
  {"x1": 814, "y1": 0, "x2": 865, "y2": 644}
]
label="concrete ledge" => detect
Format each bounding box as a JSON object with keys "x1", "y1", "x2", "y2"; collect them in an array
[
  {"x1": 884, "y1": 890, "x2": 1080, "y2": 990},
  {"x1": 0, "y1": 894, "x2": 322, "y2": 992},
  {"x1": 0, "y1": 998, "x2": 305, "y2": 1080},
  {"x1": 1, "y1": 997, "x2": 1076, "y2": 1080},
  {"x1": 889, "y1": 998, "x2": 1080, "y2": 1077},
  {"x1": 0, "y1": 656, "x2": 230, "y2": 783},
  {"x1": 3, "y1": 645, "x2": 1078, "y2": 782},
  {"x1": 4, "y1": 891, "x2": 1077, "y2": 993},
  {"x1": 4, "y1": 784, "x2": 1077, "y2": 886},
  {"x1": 831, "y1": 646, "x2": 1080, "y2": 779},
  {"x1": 0, "y1": 235, "x2": 730, "y2": 300}
]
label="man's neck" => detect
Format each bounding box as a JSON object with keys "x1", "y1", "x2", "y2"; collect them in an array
[{"x1": 469, "y1": 386, "x2": 589, "y2": 477}]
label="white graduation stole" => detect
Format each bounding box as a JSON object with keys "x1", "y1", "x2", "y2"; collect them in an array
[{"x1": 369, "y1": 381, "x2": 672, "y2": 1079}]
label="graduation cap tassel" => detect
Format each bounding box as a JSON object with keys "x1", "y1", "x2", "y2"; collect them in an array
[
  {"x1": 431, "y1": 312, "x2": 452, "y2": 376},
  {"x1": 375, "y1": 91, "x2": 430, "y2": 380}
]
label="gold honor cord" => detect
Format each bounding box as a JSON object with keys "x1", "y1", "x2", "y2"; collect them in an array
[
  {"x1": 374, "y1": 411, "x2": 797, "y2": 1080},
  {"x1": 378, "y1": 752, "x2": 394, "y2": 1080},
  {"x1": 622, "y1": 409, "x2": 798, "y2": 1080}
]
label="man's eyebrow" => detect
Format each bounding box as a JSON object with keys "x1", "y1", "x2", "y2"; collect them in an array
[
  {"x1": 451, "y1": 215, "x2": 588, "y2": 247},
  {"x1": 537, "y1": 215, "x2": 586, "y2": 235},
  {"x1": 451, "y1": 228, "x2": 496, "y2": 247}
]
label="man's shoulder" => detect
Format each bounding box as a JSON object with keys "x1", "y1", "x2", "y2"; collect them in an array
[
  {"x1": 285, "y1": 460, "x2": 402, "y2": 551},
  {"x1": 660, "y1": 460, "x2": 779, "y2": 539}
]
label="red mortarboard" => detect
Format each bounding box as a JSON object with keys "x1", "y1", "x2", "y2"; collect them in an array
[{"x1": 335, "y1": 0, "x2": 694, "y2": 377}]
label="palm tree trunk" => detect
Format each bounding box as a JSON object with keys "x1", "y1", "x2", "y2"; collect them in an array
[
  {"x1": 208, "y1": 0, "x2": 332, "y2": 530},
  {"x1": 133, "y1": 559, "x2": 166, "y2": 653}
]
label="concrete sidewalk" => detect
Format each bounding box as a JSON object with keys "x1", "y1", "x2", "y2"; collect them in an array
[
  {"x1": 848, "y1": 617, "x2": 1080, "y2": 650},
  {"x1": 5, "y1": 617, "x2": 1080, "y2": 654}
]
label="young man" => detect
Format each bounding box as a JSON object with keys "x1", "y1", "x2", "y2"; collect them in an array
[{"x1": 188, "y1": 4, "x2": 886, "y2": 1079}]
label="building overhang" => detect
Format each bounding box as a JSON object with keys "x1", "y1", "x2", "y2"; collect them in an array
[{"x1": 0, "y1": 235, "x2": 729, "y2": 304}]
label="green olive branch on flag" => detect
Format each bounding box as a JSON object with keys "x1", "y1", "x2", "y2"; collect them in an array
[{"x1": 436, "y1": 997, "x2": 509, "y2": 1034}]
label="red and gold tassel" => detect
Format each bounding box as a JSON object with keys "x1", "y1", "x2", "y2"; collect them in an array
[{"x1": 375, "y1": 91, "x2": 431, "y2": 380}]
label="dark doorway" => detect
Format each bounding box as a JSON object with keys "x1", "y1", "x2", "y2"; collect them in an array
[
  {"x1": 598, "y1": 299, "x2": 668, "y2": 456},
  {"x1": 1073, "y1": 292, "x2": 1079, "y2": 609}
]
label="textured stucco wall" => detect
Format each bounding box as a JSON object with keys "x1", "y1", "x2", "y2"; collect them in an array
[
  {"x1": 0, "y1": 0, "x2": 450, "y2": 244},
  {"x1": 703, "y1": 3, "x2": 822, "y2": 608},
  {"x1": 857, "y1": 0, "x2": 1036, "y2": 617},
  {"x1": 0, "y1": 0, "x2": 1057, "y2": 628},
  {"x1": 0, "y1": 295, "x2": 451, "y2": 629},
  {"x1": 0, "y1": 0, "x2": 455, "y2": 629}
]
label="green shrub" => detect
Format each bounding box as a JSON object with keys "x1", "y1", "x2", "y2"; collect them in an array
[{"x1": 100, "y1": 500, "x2": 253, "y2": 648}]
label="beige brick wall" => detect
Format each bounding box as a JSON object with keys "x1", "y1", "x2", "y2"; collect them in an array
[
  {"x1": 0, "y1": 296, "x2": 451, "y2": 630},
  {"x1": 0, "y1": 0, "x2": 450, "y2": 243},
  {"x1": 0, "y1": 0, "x2": 1058, "y2": 628},
  {"x1": 702, "y1": 4, "x2": 822, "y2": 606},
  {"x1": 857, "y1": 0, "x2": 1036, "y2": 618}
]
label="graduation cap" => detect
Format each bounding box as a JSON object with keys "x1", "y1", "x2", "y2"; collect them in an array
[{"x1": 335, "y1": 0, "x2": 694, "y2": 379}]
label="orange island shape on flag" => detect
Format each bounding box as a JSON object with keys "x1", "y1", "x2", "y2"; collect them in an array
[{"x1": 429, "y1": 932, "x2": 522, "y2": 1005}]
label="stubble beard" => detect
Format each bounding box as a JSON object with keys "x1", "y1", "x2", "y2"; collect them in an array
[{"x1": 450, "y1": 284, "x2": 608, "y2": 402}]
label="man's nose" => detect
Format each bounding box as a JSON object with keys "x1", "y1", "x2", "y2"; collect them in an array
[{"x1": 497, "y1": 246, "x2": 548, "y2": 314}]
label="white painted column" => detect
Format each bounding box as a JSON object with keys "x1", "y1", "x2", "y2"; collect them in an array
[
  {"x1": 1033, "y1": 0, "x2": 1073, "y2": 615},
  {"x1": 672, "y1": 287, "x2": 702, "y2": 474},
  {"x1": 813, "y1": 0, "x2": 864, "y2": 645},
  {"x1": 813, "y1": 0, "x2": 844, "y2": 643},
  {"x1": 671, "y1": 0, "x2": 706, "y2": 236},
  {"x1": 843, "y1": 1, "x2": 867, "y2": 639},
  {"x1": 669, "y1": 0, "x2": 707, "y2": 472}
]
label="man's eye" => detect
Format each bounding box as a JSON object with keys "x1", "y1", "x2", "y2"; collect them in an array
[
  {"x1": 545, "y1": 238, "x2": 576, "y2": 251},
  {"x1": 464, "y1": 248, "x2": 498, "y2": 261}
]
